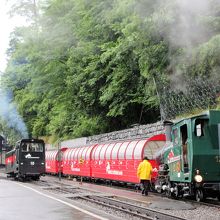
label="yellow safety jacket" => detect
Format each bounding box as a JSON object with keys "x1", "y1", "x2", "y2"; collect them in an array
[{"x1": 137, "y1": 160, "x2": 152, "y2": 180}]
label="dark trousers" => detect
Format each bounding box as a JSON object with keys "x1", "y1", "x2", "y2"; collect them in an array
[{"x1": 140, "y1": 180, "x2": 150, "y2": 195}]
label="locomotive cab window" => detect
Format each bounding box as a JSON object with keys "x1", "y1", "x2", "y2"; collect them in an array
[
  {"x1": 21, "y1": 142, "x2": 44, "y2": 152},
  {"x1": 194, "y1": 119, "x2": 205, "y2": 137}
]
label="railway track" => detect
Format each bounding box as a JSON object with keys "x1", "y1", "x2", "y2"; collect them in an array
[
  {"x1": 76, "y1": 178, "x2": 220, "y2": 209},
  {"x1": 74, "y1": 195, "x2": 187, "y2": 220},
  {"x1": 35, "y1": 184, "x2": 187, "y2": 220},
  {"x1": 32, "y1": 176, "x2": 220, "y2": 209},
  {"x1": 29, "y1": 179, "x2": 187, "y2": 220}
]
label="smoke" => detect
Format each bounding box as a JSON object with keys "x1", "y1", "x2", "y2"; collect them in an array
[
  {"x1": 135, "y1": 0, "x2": 220, "y2": 119},
  {"x1": 152, "y1": 0, "x2": 220, "y2": 91},
  {"x1": 0, "y1": 88, "x2": 28, "y2": 138},
  {"x1": 167, "y1": 0, "x2": 213, "y2": 51}
]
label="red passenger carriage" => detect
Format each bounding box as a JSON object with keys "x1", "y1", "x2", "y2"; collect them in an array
[{"x1": 46, "y1": 134, "x2": 166, "y2": 184}]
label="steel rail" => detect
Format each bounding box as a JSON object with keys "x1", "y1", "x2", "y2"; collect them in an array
[{"x1": 75, "y1": 195, "x2": 187, "y2": 220}]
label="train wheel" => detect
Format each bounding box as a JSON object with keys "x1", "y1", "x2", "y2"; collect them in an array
[
  {"x1": 150, "y1": 183, "x2": 156, "y2": 192},
  {"x1": 195, "y1": 189, "x2": 204, "y2": 202},
  {"x1": 156, "y1": 186, "x2": 162, "y2": 194},
  {"x1": 173, "y1": 185, "x2": 180, "y2": 199},
  {"x1": 165, "y1": 181, "x2": 172, "y2": 198},
  {"x1": 18, "y1": 177, "x2": 24, "y2": 182}
]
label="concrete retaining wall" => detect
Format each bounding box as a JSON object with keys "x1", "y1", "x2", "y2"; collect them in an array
[{"x1": 86, "y1": 121, "x2": 164, "y2": 144}]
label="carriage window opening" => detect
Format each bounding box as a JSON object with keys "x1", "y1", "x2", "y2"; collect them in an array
[
  {"x1": 92, "y1": 148, "x2": 95, "y2": 160},
  {"x1": 60, "y1": 152, "x2": 63, "y2": 161},
  {"x1": 118, "y1": 142, "x2": 129, "y2": 159},
  {"x1": 73, "y1": 149, "x2": 77, "y2": 160},
  {"x1": 195, "y1": 119, "x2": 205, "y2": 137},
  {"x1": 105, "y1": 144, "x2": 114, "y2": 159},
  {"x1": 77, "y1": 148, "x2": 84, "y2": 160},
  {"x1": 94, "y1": 146, "x2": 102, "y2": 160},
  {"x1": 126, "y1": 141, "x2": 137, "y2": 159},
  {"x1": 68, "y1": 151, "x2": 71, "y2": 160},
  {"x1": 100, "y1": 145, "x2": 108, "y2": 159},
  {"x1": 81, "y1": 148, "x2": 87, "y2": 160},
  {"x1": 144, "y1": 141, "x2": 165, "y2": 159},
  {"x1": 55, "y1": 153, "x2": 58, "y2": 160},
  {"x1": 112, "y1": 143, "x2": 122, "y2": 159},
  {"x1": 84, "y1": 148, "x2": 88, "y2": 160}
]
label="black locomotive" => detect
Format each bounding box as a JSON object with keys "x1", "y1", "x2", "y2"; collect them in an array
[{"x1": 5, "y1": 139, "x2": 45, "y2": 181}]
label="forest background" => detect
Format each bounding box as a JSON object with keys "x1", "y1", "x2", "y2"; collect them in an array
[{"x1": 1, "y1": 0, "x2": 220, "y2": 144}]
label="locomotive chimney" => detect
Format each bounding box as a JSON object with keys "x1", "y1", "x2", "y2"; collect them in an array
[{"x1": 163, "y1": 120, "x2": 173, "y2": 142}]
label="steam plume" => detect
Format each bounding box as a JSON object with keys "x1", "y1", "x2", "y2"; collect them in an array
[{"x1": 0, "y1": 88, "x2": 28, "y2": 138}]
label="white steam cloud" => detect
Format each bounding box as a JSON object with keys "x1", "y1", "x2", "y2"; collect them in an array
[
  {"x1": 167, "y1": 0, "x2": 212, "y2": 51},
  {"x1": 155, "y1": 0, "x2": 220, "y2": 91},
  {"x1": 0, "y1": 89, "x2": 28, "y2": 138}
]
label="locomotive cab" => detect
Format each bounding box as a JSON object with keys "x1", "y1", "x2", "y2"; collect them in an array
[{"x1": 155, "y1": 110, "x2": 220, "y2": 201}]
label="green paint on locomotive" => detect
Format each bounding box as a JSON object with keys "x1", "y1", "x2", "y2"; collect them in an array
[{"x1": 164, "y1": 110, "x2": 220, "y2": 183}]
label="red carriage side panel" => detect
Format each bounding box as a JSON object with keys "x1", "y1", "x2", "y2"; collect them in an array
[
  {"x1": 63, "y1": 145, "x2": 96, "y2": 177},
  {"x1": 45, "y1": 148, "x2": 67, "y2": 174}
]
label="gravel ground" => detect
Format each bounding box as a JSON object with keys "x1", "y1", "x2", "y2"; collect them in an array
[
  {"x1": 76, "y1": 196, "x2": 220, "y2": 220},
  {"x1": 158, "y1": 205, "x2": 220, "y2": 220}
]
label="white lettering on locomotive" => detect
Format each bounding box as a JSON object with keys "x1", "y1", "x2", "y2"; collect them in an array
[{"x1": 25, "y1": 153, "x2": 39, "y2": 159}]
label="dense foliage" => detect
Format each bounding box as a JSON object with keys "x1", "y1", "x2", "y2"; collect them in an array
[{"x1": 1, "y1": 0, "x2": 220, "y2": 142}]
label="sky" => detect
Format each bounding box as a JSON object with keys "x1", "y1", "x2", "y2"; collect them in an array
[
  {"x1": 0, "y1": 1, "x2": 26, "y2": 73},
  {"x1": 0, "y1": 2, "x2": 29, "y2": 138}
]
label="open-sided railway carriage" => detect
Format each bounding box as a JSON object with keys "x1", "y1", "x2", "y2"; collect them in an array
[
  {"x1": 155, "y1": 110, "x2": 220, "y2": 201},
  {"x1": 5, "y1": 139, "x2": 45, "y2": 181},
  {"x1": 45, "y1": 134, "x2": 166, "y2": 185}
]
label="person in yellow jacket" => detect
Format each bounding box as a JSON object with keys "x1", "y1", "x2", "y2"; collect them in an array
[{"x1": 137, "y1": 156, "x2": 153, "y2": 196}]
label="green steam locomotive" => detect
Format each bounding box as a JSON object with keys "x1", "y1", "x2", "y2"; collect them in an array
[{"x1": 155, "y1": 110, "x2": 220, "y2": 201}]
